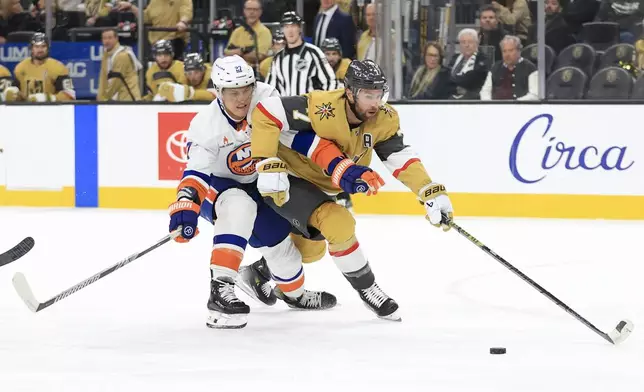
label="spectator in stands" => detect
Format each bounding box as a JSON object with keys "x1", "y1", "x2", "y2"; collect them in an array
[
  {"x1": 224, "y1": 0, "x2": 272, "y2": 72},
  {"x1": 357, "y1": 3, "x2": 376, "y2": 61},
  {"x1": 563, "y1": 0, "x2": 600, "y2": 34},
  {"x1": 259, "y1": 30, "x2": 285, "y2": 81},
  {"x1": 314, "y1": 0, "x2": 356, "y2": 59},
  {"x1": 144, "y1": 0, "x2": 193, "y2": 60},
  {"x1": 448, "y1": 28, "x2": 489, "y2": 100},
  {"x1": 97, "y1": 28, "x2": 142, "y2": 101},
  {"x1": 408, "y1": 41, "x2": 453, "y2": 100},
  {"x1": 321, "y1": 37, "x2": 351, "y2": 84},
  {"x1": 480, "y1": 35, "x2": 538, "y2": 100},
  {"x1": 595, "y1": 0, "x2": 644, "y2": 44},
  {"x1": 479, "y1": 5, "x2": 507, "y2": 62},
  {"x1": 86, "y1": 0, "x2": 139, "y2": 27},
  {"x1": 350, "y1": 0, "x2": 373, "y2": 34},
  {"x1": 491, "y1": 0, "x2": 532, "y2": 45},
  {"x1": 0, "y1": 0, "x2": 41, "y2": 43}
]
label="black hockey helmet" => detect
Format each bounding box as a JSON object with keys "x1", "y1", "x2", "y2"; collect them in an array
[
  {"x1": 152, "y1": 39, "x2": 174, "y2": 57},
  {"x1": 29, "y1": 32, "x2": 49, "y2": 60},
  {"x1": 320, "y1": 37, "x2": 342, "y2": 55},
  {"x1": 344, "y1": 59, "x2": 388, "y2": 92},
  {"x1": 280, "y1": 11, "x2": 302, "y2": 26},
  {"x1": 273, "y1": 30, "x2": 285, "y2": 43},
  {"x1": 30, "y1": 32, "x2": 48, "y2": 48},
  {"x1": 183, "y1": 52, "x2": 206, "y2": 72}
]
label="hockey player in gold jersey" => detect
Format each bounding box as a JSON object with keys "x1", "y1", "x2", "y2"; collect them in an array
[
  {"x1": 157, "y1": 52, "x2": 216, "y2": 102},
  {"x1": 0, "y1": 64, "x2": 19, "y2": 102},
  {"x1": 249, "y1": 60, "x2": 454, "y2": 321},
  {"x1": 144, "y1": 40, "x2": 186, "y2": 101},
  {"x1": 321, "y1": 37, "x2": 351, "y2": 85},
  {"x1": 12, "y1": 33, "x2": 76, "y2": 102}
]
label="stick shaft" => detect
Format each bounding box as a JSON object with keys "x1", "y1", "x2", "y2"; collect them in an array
[
  {"x1": 30, "y1": 231, "x2": 178, "y2": 312},
  {"x1": 447, "y1": 219, "x2": 613, "y2": 344}
]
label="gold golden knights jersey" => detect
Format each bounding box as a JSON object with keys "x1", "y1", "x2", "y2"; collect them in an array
[
  {"x1": 13, "y1": 58, "x2": 75, "y2": 101},
  {"x1": 334, "y1": 58, "x2": 351, "y2": 81},
  {"x1": 0, "y1": 65, "x2": 14, "y2": 100},
  {"x1": 250, "y1": 89, "x2": 432, "y2": 195},
  {"x1": 144, "y1": 60, "x2": 186, "y2": 100},
  {"x1": 189, "y1": 63, "x2": 217, "y2": 101}
]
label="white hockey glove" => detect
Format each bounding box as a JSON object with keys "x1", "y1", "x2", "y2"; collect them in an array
[
  {"x1": 27, "y1": 93, "x2": 56, "y2": 102},
  {"x1": 419, "y1": 183, "x2": 453, "y2": 232},
  {"x1": 257, "y1": 158, "x2": 290, "y2": 207},
  {"x1": 1, "y1": 86, "x2": 19, "y2": 102},
  {"x1": 158, "y1": 82, "x2": 194, "y2": 102}
]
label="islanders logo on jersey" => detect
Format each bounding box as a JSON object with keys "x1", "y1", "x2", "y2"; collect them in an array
[{"x1": 227, "y1": 142, "x2": 256, "y2": 176}]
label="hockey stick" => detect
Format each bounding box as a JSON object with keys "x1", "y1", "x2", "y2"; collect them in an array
[
  {"x1": 0, "y1": 237, "x2": 35, "y2": 267},
  {"x1": 12, "y1": 230, "x2": 180, "y2": 313},
  {"x1": 442, "y1": 215, "x2": 634, "y2": 345}
]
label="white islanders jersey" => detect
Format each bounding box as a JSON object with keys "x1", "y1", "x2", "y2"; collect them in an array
[{"x1": 184, "y1": 82, "x2": 279, "y2": 186}]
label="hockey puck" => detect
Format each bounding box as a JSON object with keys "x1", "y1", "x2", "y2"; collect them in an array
[{"x1": 489, "y1": 347, "x2": 506, "y2": 355}]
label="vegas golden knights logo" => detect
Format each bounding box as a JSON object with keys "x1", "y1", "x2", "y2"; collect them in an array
[{"x1": 363, "y1": 133, "x2": 373, "y2": 148}]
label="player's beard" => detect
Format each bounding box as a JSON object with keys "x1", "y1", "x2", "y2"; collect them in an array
[{"x1": 349, "y1": 97, "x2": 377, "y2": 122}]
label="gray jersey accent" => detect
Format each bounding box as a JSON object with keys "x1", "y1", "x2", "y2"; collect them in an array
[
  {"x1": 281, "y1": 95, "x2": 314, "y2": 131},
  {"x1": 374, "y1": 133, "x2": 408, "y2": 161}
]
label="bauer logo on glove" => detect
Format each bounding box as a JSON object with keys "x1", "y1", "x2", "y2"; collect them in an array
[{"x1": 419, "y1": 182, "x2": 453, "y2": 232}]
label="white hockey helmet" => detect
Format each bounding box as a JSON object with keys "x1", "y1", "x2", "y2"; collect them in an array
[{"x1": 211, "y1": 55, "x2": 256, "y2": 96}]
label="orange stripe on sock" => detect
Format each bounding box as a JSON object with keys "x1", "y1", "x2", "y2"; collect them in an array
[
  {"x1": 210, "y1": 248, "x2": 243, "y2": 272},
  {"x1": 329, "y1": 241, "x2": 360, "y2": 257},
  {"x1": 277, "y1": 275, "x2": 305, "y2": 294}
]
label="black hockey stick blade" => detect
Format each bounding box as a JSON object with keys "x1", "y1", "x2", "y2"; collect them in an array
[
  {"x1": 0, "y1": 237, "x2": 35, "y2": 267},
  {"x1": 441, "y1": 214, "x2": 634, "y2": 345},
  {"x1": 12, "y1": 230, "x2": 179, "y2": 313}
]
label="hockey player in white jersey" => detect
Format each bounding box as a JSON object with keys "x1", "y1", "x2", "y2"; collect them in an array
[{"x1": 168, "y1": 55, "x2": 336, "y2": 329}]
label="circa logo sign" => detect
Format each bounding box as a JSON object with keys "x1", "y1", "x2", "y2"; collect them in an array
[{"x1": 509, "y1": 113, "x2": 635, "y2": 184}]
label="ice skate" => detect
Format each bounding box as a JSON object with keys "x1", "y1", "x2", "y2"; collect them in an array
[
  {"x1": 358, "y1": 282, "x2": 401, "y2": 321},
  {"x1": 275, "y1": 287, "x2": 337, "y2": 310},
  {"x1": 236, "y1": 257, "x2": 277, "y2": 306},
  {"x1": 206, "y1": 277, "x2": 250, "y2": 329}
]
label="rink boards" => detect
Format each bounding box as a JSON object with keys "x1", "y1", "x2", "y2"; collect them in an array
[{"x1": 0, "y1": 103, "x2": 643, "y2": 219}]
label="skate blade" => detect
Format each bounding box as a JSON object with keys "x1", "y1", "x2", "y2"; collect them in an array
[
  {"x1": 363, "y1": 303, "x2": 402, "y2": 322},
  {"x1": 378, "y1": 310, "x2": 402, "y2": 322},
  {"x1": 206, "y1": 310, "x2": 248, "y2": 329},
  {"x1": 235, "y1": 271, "x2": 277, "y2": 306}
]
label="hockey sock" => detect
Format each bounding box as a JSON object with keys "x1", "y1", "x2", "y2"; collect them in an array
[
  {"x1": 210, "y1": 248, "x2": 243, "y2": 280},
  {"x1": 261, "y1": 236, "x2": 305, "y2": 299},
  {"x1": 329, "y1": 236, "x2": 375, "y2": 290}
]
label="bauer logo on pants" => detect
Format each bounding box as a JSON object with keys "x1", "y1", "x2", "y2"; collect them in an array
[{"x1": 158, "y1": 112, "x2": 197, "y2": 180}]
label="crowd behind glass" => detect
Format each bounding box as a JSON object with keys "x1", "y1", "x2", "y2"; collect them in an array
[{"x1": 1, "y1": 0, "x2": 644, "y2": 102}]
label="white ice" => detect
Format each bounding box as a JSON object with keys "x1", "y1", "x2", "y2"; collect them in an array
[{"x1": 0, "y1": 207, "x2": 642, "y2": 391}]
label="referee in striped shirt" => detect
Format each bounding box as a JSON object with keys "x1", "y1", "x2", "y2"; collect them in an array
[{"x1": 266, "y1": 11, "x2": 338, "y2": 96}]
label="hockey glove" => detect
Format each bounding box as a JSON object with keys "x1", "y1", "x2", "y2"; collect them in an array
[
  {"x1": 168, "y1": 187, "x2": 201, "y2": 243},
  {"x1": 419, "y1": 183, "x2": 453, "y2": 232},
  {"x1": 257, "y1": 157, "x2": 290, "y2": 207},
  {"x1": 328, "y1": 157, "x2": 384, "y2": 195},
  {"x1": 158, "y1": 82, "x2": 195, "y2": 102}
]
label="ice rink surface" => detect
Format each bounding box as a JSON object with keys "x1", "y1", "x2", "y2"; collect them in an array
[{"x1": 0, "y1": 207, "x2": 642, "y2": 391}]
